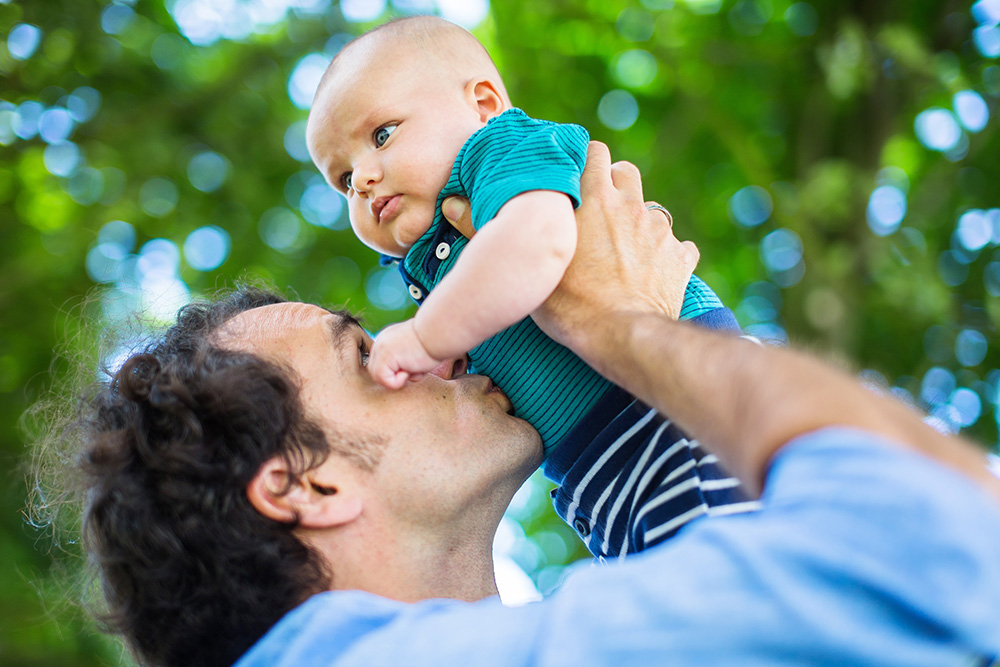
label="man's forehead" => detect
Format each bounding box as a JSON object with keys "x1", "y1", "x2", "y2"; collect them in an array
[{"x1": 215, "y1": 302, "x2": 360, "y2": 355}]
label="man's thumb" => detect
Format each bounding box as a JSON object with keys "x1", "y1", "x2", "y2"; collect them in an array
[{"x1": 441, "y1": 197, "x2": 468, "y2": 224}]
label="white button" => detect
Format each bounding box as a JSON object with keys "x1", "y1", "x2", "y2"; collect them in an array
[
  {"x1": 435, "y1": 242, "x2": 451, "y2": 260},
  {"x1": 408, "y1": 284, "x2": 423, "y2": 300}
]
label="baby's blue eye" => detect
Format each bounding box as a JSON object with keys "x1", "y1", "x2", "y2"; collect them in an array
[
  {"x1": 374, "y1": 124, "x2": 396, "y2": 147},
  {"x1": 341, "y1": 172, "x2": 352, "y2": 191}
]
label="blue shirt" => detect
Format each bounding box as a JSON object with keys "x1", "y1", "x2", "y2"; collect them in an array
[{"x1": 235, "y1": 428, "x2": 1000, "y2": 667}]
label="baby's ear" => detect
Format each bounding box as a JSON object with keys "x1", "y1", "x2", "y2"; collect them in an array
[{"x1": 466, "y1": 78, "x2": 506, "y2": 122}]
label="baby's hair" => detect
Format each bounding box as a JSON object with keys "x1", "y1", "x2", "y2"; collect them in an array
[{"x1": 315, "y1": 15, "x2": 510, "y2": 105}]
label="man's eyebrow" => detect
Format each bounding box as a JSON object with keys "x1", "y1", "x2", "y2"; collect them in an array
[{"x1": 324, "y1": 309, "x2": 365, "y2": 350}]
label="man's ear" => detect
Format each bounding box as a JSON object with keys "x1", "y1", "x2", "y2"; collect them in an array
[
  {"x1": 465, "y1": 78, "x2": 506, "y2": 122},
  {"x1": 247, "y1": 456, "x2": 364, "y2": 530}
]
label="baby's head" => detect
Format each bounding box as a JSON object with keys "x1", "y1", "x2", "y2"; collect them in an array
[{"x1": 307, "y1": 17, "x2": 511, "y2": 257}]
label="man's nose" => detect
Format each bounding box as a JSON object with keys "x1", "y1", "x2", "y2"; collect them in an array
[{"x1": 427, "y1": 355, "x2": 469, "y2": 380}]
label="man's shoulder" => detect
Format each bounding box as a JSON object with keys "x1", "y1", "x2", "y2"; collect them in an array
[
  {"x1": 233, "y1": 592, "x2": 400, "y2": 667},
  {"x1": 235, "y1": 590, "x2": 543, "y2": 667}
]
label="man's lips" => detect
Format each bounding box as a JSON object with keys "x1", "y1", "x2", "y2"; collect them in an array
[
  {"x1": 486, "y1": 378, "x2": 515, "y2": 415},
  {"x1": 373, "y1": 195, "x2": 401, "y2": 224}
]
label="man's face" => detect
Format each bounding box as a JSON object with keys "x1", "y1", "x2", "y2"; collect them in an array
[
  {"x1": 307, "y1": 40, "x2": 486, "y2": 257},
  {"x1": 218, "y1": 302, "x2": 542, "y2": 524}
]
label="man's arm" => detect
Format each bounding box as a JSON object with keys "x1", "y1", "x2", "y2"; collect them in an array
[{"x1": 534, "y1": 142, "x2": 1000, "y2": 501}]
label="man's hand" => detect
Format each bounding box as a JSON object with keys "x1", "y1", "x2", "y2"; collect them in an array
[
  {"x1": 534, "y1": 142, "x2": 700, "y2": 357},
  {"x1": 441, "y1": 142, "x2": 698, "y2": 360},
  {"x1": 368, "y1": 319, "x2": 443, "y2": 389}
]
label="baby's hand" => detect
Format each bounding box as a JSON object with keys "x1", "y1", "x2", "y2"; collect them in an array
[{"x1": 368, "y1": 319, "x2": 443, "y2": 389}]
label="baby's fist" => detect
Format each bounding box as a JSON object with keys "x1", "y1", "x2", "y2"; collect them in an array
[{"x1": 368, "y1": 319, "x2": 442, "y2": 389}]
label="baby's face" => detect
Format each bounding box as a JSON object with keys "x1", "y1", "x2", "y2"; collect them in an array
[{"x1": 308, "y1": 45, "x2": 487, "y2": 257}]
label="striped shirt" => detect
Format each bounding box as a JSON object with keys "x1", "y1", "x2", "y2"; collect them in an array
[
  {"x1": 396, "y1": 108, "x2": 723, "y2": 455},
  {"x1": 545, "y1": 318, "x2": 761, "y2": 560}
]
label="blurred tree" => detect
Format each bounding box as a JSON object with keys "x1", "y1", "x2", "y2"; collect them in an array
[{"x1": 2, "y1": 0, "x2": 998, "y2": 664}]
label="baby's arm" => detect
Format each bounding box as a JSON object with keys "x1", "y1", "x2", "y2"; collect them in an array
[{"x1": 368, "y1": 190, "x2": 576, "y2": 388}]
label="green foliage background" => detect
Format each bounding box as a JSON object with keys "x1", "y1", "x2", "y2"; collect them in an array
[{"x1": 2, "y1": 0, "x2": 999, "y2": 663}]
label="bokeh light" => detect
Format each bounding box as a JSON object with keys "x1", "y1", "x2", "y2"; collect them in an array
[
  {"x1": 612, "y1": 50, "x2": 658, "y2": 89},
  {"x1": 616, "y1": 7, "x2": 656, "y2": 42},
  {"x1": 86, "y1": 243, "x2": 127, "y2": 284},
  {"x1": 99, "y1": 220, "x2": 137, "y2": 251},
  {"x1": 914, "y1": 108, "x2": 963, "y2": 151},
  {"x1": 299, "y1": 177, "x2": 345, "y2": 228},
  {"x1": 140, "y1": 277, "x2": 192, "y2": 323},
  {"x1": 682, "y1": 0, "x2": 724, "y2": 15},
  {"x1": 187, "y1": 151, "x2": 230, "y2": 192},
  {"x1": 953, "y1": 90, "x2": 990, "y2": 132},
  {"x1": 14, "y1": 101, "x2": 44, "y2": 140},
  {"x1": 921, "y1": 366, "x2": 956, "y2": 406},
  {"x1": 923, "y1": 324, "x2": 954, "y2": 363},
  {"x1": 288, "y1": 53, "x2": 331, "y2": 110},
  {"x1": 341, "y1": 0, "x2": 386, "y2": 22},
  {"x1": 738, "y1": 281, "x2": 787, "y2": 343},
  {"x1": 956, "y1": 209, "x2": 993, "y2": 251},
  {"x1": 100, "y1": 4, "x2": 135, "y2": 35},
  {"x1": 729, "y1": 0, "x2": 771, "y2": 36},
  {"x1": 938, "y1": 250, "x2": 970, "y2": 286},
  {"x1": 43, "y1": 142, "x2": 81, "y2": 177},
  {"x1": 437, "y1": 0, "x2": 490, "y2": 28},
  {"x1": 184, "y1": 226, "x2": 231, "y2": 271},
  {"x1": 943, "y1": 130, "x2": 970, "y2": 162},
  {"x1": 259, "y1": 207, "x2": 304, "y2": 252},
  {"x1": 6, "y1": 23, "x2": 42, "y2": 60},
  {"x1": 986, "y1": 260, "x2": 1000, "y2": 296},
  {"x1": 139, "y1": 178, "x2": 179, "y2": 217},
  {"x1": 760, "y1": 228, "x2": 804, "y2": 287},
  {"x1": 956, "y1": 329, "x2": 989, "y2": 367},
  {"x1": 366, "y1": 266, "x2": 410, "y2": 310},
  {"x1": 866, "y1": 184, "x2": 906, "y2": 236},
  {"x1": 597, "y1": 90, "x2": 639, "y2": 131},
  {"x1": 0, "y1": 103, "x2": 15, "y2": 145},
  {"x1": 728, "y1": 185, "x2": 772, "y2": 227},
  {"x1": 67, "y1": 168, "x2": 106, "y2": 206},
  {"x1": 785, "y1": 2, "x2": 818, "y2": 36},
  {"x1": 973, "y1": 0, "x2": 1000, "y2": 26},
  {"x1": 950, "y1": 387, "x2": 983, "y2": 427},
  {"x1": 38, "y1": 108, "x2": 75, "y2": 144},
  {"x1": 137, "y1": 239, "x2": 182, "y2": 282},
  {"x1": 284, "y1": 120, "x2": 311, "y2": 162},
  {"x1": 974, "y1": 25, "x2": 1000, "y2": 58},
  {"x1": 66, "y1": 87, "x2": 102, "y2": 123}
]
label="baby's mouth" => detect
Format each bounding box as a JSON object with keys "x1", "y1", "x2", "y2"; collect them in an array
[{"x1": 375, "y1": 195, "x2": 401, "y2": 224}]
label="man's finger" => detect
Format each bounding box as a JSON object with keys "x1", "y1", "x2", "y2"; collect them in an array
[
  {"x1": 610, "y1": 160, "x2": 643, "y2": 197},
  {"x1": 680, "y1": 240, "x2": 700, "y2": 269},
  {"x1": 441, "y1": 196, "x2": 476, "y2": 240},
  {"x1": 580, "y1": 141, "x2": 612, "y2": 192}
]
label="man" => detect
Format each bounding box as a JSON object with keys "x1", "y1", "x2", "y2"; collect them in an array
[{"x1": 45, "y1": 145, "x2": 1000, "y2": 667}]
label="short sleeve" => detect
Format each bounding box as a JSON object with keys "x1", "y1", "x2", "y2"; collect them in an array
[{"x1": 456, "y1": 109, "x2": 589, "y2": 230}]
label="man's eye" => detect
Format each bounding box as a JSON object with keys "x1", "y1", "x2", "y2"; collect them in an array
[
  {"x1": 360, "y1": 344, "x2": 370, "y2": 367},
  {"x1": 374, "y1": 124, "x2": 396, "y2": 147},
  {"x1": 341, "y1": 172, "x2": 353, "y2": 192}
]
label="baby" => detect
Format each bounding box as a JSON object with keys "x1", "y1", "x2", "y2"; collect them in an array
[
  {"x1": 306, "y1": 16, "x2": 738, "y2": 457},
  {"x1": 306, "y1": 17, "x2": 758, "y2": 557}
]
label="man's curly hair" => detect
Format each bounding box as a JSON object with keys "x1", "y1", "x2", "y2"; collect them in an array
[{"x1": 32, "y1": 288, "x2": 335, "y2": 667}]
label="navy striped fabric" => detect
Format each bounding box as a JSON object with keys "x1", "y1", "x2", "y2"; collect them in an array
[{"x1": 545, "y1": 318, "x2": 761, "y2": 560}]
